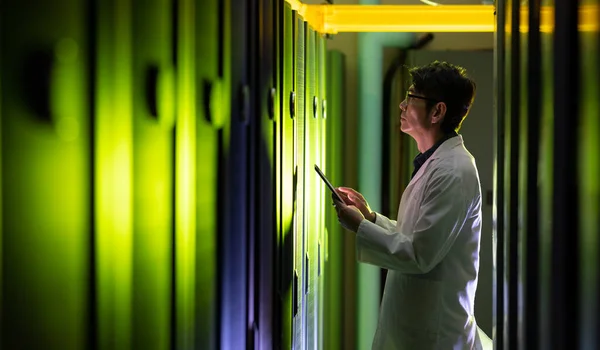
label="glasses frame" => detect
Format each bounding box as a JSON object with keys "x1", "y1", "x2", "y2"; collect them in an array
[{"x1": 406, "y1": 93, "x2": 441, "y2": 104}]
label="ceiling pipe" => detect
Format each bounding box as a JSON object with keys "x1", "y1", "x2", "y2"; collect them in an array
[{"x1": 284, "y1": 1, "x2": 597, "y2": 34}]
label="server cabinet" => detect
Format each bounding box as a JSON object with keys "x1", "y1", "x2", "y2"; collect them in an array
[
  {"x1": 536, "y1": 1, "x2": 554, "y2": 348},
  {"x1": 173, "y1": 0, "x2": 198, "y2": 348},
  {"x1": 278, "y1": 3, "x2": 296, "y2": 349},
  {"x1": 303, "y1": 25, "x2": 317, "y2": 350},
  {"x1": 195, "y1": 0, "x2": 225, "y2": 347},
  {"x1": 246, "y1": 0, "x2": 261, "y2": 346},
  {"x1": 324, "y1": 50, "x2": 345, "y2": 350},
  {"x1": 292, "y1": 13, "x2": 306, "y2": 350},
  {"x1": 1, "y1": 1, "x2": 92, "y2": 348},
  {"x1": 316, "y1": 32, "x2": 327, "y2": 350},
  {"x1": 517, "y1": 0, "x2": 542, "y2": 349},
  {"x1": 219, "y1": 0, "x2": 251, "y2": 347},
  {"x1": 550, "y1": 0, "x2": 586, "y2": 348},
  {"x1": 495, "y1": 1, "x2": 600, "y2": 349},
  {"x1": 131, "y1": 0, "x2": 174, "y2": 348},
  {"x1": 578, "y1": 2, "x2": 600, "y2": 349},
  {"x1": 493, "y1": 0, "x2": 506, "y2": 348},
  {"x1": 94, "y1": 0, "x2": 136, "y2": 348},
  {"x1": 255, "y1": 0, "x2": 277, "y2": 347}
]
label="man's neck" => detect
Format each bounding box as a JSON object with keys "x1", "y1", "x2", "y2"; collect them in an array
[{"x1": 416, "y1": 130, "x2": 446, "y2": 153}]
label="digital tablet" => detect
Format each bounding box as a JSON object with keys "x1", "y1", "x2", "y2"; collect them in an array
[{"x1": 314, "y1": 164, "x2": 344, "y2": 203}]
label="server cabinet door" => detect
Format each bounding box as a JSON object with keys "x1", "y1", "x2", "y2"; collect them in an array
[
  {"x1": 278, "y1": 3, "x2": 296, "y2": 349},
  {"x1": 131, "y1": 0, "x2": 174, "y2": 349},
  {"x1": 303, "y1": 25, "x2": 318, "y2": 350},
  {"x1": 1, "y1": 1, "x2": 91, "y2": 348},
  {"x1": 94, "y1": 1, "x2": 136, "y2": 348},
  {"x1": 316, "y1": 32, "x2": 327, "y2": 350},
  {"x1": 292, "y1": 12, "x2": 306, "y2": 350},
  {"x1": 578, "y1": 2, "x2": 600, "y2": 348},
  {"x1": 256, "y1": 0, "x2": 277, "y2": 347},
  {"x1": 537, "y1": 1, "x2": 553, "y2": 346},
  {"x1": 324, "y1": 50, "x2": 345, "y2": 350},
  {"x1": 219, "y1": 0, "x2": 250, "y2": 348},
  {"x1": 195, "y1": 0, "x2": 225, "y2": 347},
  {"x1": 174, "y1": 0, "x2": 199, "y2": 348}
]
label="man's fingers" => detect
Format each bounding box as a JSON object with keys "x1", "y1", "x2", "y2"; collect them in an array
[
  {"x1": 339, "y1": 191, "x2": 352, "y2": 204},
  {"x1": 345, "y1": 205, "x2": 362, "y2": 215},
  {"x1": 335, "y1": 188, "x2": 355, "y2": 204},
  {"x1": 333, "y1": 198, "x2": 345, "y2": 208},
  {"x1": 339, "y1": 187, "x2": 366, "y2": 202},
  {"x1": 332, "y1": 198, "x2": 345, "y2": 214},
  {"x1": 333, "y1": 190, "x2": 353, "y2": 205},
  {"x1": 337, "y1": 187, "x2": 353, "y2": 194}
]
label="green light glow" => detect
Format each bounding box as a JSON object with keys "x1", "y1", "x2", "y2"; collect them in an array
[
  {"x1": 51, "y1": 38, "x2": 82, "y2": 142},
  {"x1": 130, "y1": 0, "x2": 174, "y2": 347},
  {"x1": 95, "y1": 1, "x2": 133, "y2": 348},
  {"x1": 293, "y1": 16, "x2": 306, "y2": 350},
  {"x1": 175, "y1": 0, "x2": 197, "y2": 348},
  {"x1": 1, "y1": 0, "x2": 92, "y2": 348},
  {"x1": 305, "y1": 26, "x2": 317, "y2": 348}
]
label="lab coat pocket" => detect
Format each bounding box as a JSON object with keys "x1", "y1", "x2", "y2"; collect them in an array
[{"x1": 394, "y1": 274, "x2": 443, "y2": 337}]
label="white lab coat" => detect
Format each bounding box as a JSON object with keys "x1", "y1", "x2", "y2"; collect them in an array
[{"x1": 356, "y1": 135, "x2": 487, "y2": 350}]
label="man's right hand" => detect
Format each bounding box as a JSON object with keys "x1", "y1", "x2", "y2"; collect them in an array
[{"x1": 334, "y1": 187, "x2": 376, "y2": 223}]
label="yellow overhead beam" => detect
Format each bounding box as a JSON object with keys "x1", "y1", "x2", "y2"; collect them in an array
[{"x1": 284, "y1": 1, "x2": 598, "y2": 34}]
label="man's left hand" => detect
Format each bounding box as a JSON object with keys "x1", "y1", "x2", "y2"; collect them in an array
[{"x1": 333, "y1": 198, "x2": 365, "y2": 232}]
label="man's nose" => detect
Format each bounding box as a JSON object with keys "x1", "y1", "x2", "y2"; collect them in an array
[{"x1": 399, "y1": 100, "x2": 407, "y2": 111}]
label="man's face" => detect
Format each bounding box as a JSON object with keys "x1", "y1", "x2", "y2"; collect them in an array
[{"x1": 399, "y1": 86, "x2": 435, "y2": 137}]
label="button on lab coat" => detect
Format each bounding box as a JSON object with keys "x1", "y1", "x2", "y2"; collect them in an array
[{"x1": 356, "y1": 135, "x2": 488, "y2": 350}]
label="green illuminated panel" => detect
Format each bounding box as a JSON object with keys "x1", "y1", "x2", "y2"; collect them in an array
[
  {"x1": 293, "y1": 13, "x2": 306, "y2": 350},
  {"x1": 195, "y1": 0, "x2": 224, "y2": 347},
  {"x1": 280, "y1": 4, "x2": 295, "y2": 349},
  {"x1": 1, "y1": 1, "x2": 90, "y2": 348},
  {"x1": 95, "y1": 1, "x2": 134, "y2": 349},
  {"x1": 131, "y1": 0, "x2": 173, "y2": 348},
  {"x1": 175, "y1": 0, "x2": 197, "y2": 348},
  {"x1": 304, "y1": 25, "x2": 317, "y2": 349},
  {"x1": 324, "y1": 50, "x2": 344, "y2": 350},
  {"x1": 316, "y1": 33, "x2": 326, "y2": 350}
]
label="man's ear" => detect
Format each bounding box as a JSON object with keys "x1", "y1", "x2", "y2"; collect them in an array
[{"x1": 431, "y1": 102, "x2": 447, "y2": 125}]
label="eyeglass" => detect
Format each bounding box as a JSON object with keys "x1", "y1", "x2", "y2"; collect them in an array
[{"x1": 405, "y1": 91, "x2": 440, "y2": 104}]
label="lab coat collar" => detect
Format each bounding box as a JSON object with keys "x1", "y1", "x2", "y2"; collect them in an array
[{"x1": 409, "y1": 134, "x2": 464, "y2": 184}]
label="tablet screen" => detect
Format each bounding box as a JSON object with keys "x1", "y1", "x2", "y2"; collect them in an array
[{"x1": 314, "y1": 164, "x2": 344, "y2": 203}]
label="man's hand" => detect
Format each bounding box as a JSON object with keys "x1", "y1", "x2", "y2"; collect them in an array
[
  {"x1": 332, "y1": 198, "x2": 365, "y2": 232},
  {"x1": 336, "y1": 187, "x2": 376, "y2": 223}
]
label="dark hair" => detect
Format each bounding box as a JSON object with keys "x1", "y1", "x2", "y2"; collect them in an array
[{"x1": 408, "y1": 61, "x2": 476, "y2": 133}]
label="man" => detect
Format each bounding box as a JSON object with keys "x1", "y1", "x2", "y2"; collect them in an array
[{"x1": 333, "y1": 61, "x2": 487, "y2": 349}]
